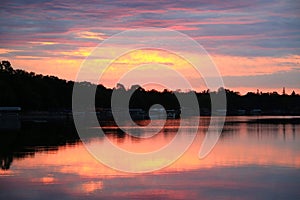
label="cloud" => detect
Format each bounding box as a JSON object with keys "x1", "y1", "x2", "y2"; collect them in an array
[
  {"x1": 223, "y1": 69, "x2": 300, "y2": 89},
  {"x1": 0, "y1": 0, "x2": 299, "y2": 90},
  {"x1": 28, "y1": 41, "x2": 58, "y2": 45},
  {"x1": 75, "y1": 31, "x2": 106, "y2": 41},
  {"x1": 0, "y1": 48, "x2": 23, "y2": 54}
]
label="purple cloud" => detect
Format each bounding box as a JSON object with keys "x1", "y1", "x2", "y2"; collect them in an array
[{"x1": 0, "y1": 0, "x2": 299, "y2": 90}]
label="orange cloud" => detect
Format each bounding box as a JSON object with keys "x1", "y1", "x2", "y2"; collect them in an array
[
  {"x1": 76, "y1": 31, "x2": 107, "y2": 41},
  {"x1": 212, "y1": 54, "x2": 300, "y2": 76},
  {"x1": 28, "y1": 41, "x2": 58, "y2": 45},
  {"x1": 0, "y1": 48, "x2": 22, "y2": 54},
  {"x1": 97, "y1": 49, "x2": 205, "y2": 90}
]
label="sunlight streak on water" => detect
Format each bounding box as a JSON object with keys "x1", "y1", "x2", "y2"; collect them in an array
[{"x1": 1, "y1": 116, "x2": 300, "y2": 199}]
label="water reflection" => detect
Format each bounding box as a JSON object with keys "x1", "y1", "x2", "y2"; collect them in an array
[
  {"x1": 1, "y1": 117, "x2": 300, "y2": 171},
  {"x1": 0, "y1": 122, "x2": 80, "y2": 170},
  {"x1": 0, "y1": 117, "x2": 300, "y2": 199}
]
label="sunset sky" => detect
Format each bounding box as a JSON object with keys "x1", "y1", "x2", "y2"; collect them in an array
[{"x1": 1, "y1": 0, "x2": 299, "y2": 94}]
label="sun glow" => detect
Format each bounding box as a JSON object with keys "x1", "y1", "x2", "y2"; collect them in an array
[{"x1": 98, "y1": 49, "x2": 205, "y2": 90}]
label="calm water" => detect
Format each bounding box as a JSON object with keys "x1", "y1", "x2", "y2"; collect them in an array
[{"x1": 1, "y1": 116, "x2": 300, "y2": 200}]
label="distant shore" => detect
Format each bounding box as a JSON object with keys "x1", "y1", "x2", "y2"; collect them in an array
[
  {"x1": 1, "y1": 61, "x2": 300, "y2": 118},
  {"x1": 17, "y1": 111, "x2": 300, "y2": 124}
]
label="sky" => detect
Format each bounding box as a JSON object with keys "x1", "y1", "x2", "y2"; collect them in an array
[{"x1": 0, "y1": 0, "x2": 299, "y2": 94}]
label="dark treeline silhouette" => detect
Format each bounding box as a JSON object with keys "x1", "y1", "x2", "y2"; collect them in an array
[
  {"x1": 0, "y1": 122, "x2": 79, "y2": 170},
  {"x1": 1, "y1": 60, "x2": 300, "y2": 115}
]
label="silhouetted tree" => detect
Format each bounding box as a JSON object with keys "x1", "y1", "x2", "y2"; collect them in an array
[{"x1": 1, "y1": 60, "x2": 299, "y2": 115}]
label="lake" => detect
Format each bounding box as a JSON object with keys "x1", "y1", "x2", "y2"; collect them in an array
[{"x1": 1, "y1": 116, "x2": 300, "y2": 200}]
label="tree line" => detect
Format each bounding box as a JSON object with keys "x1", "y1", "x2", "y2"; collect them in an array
[{"x1": 1, "y1": 61, "x2": 299, "y2": 115}]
